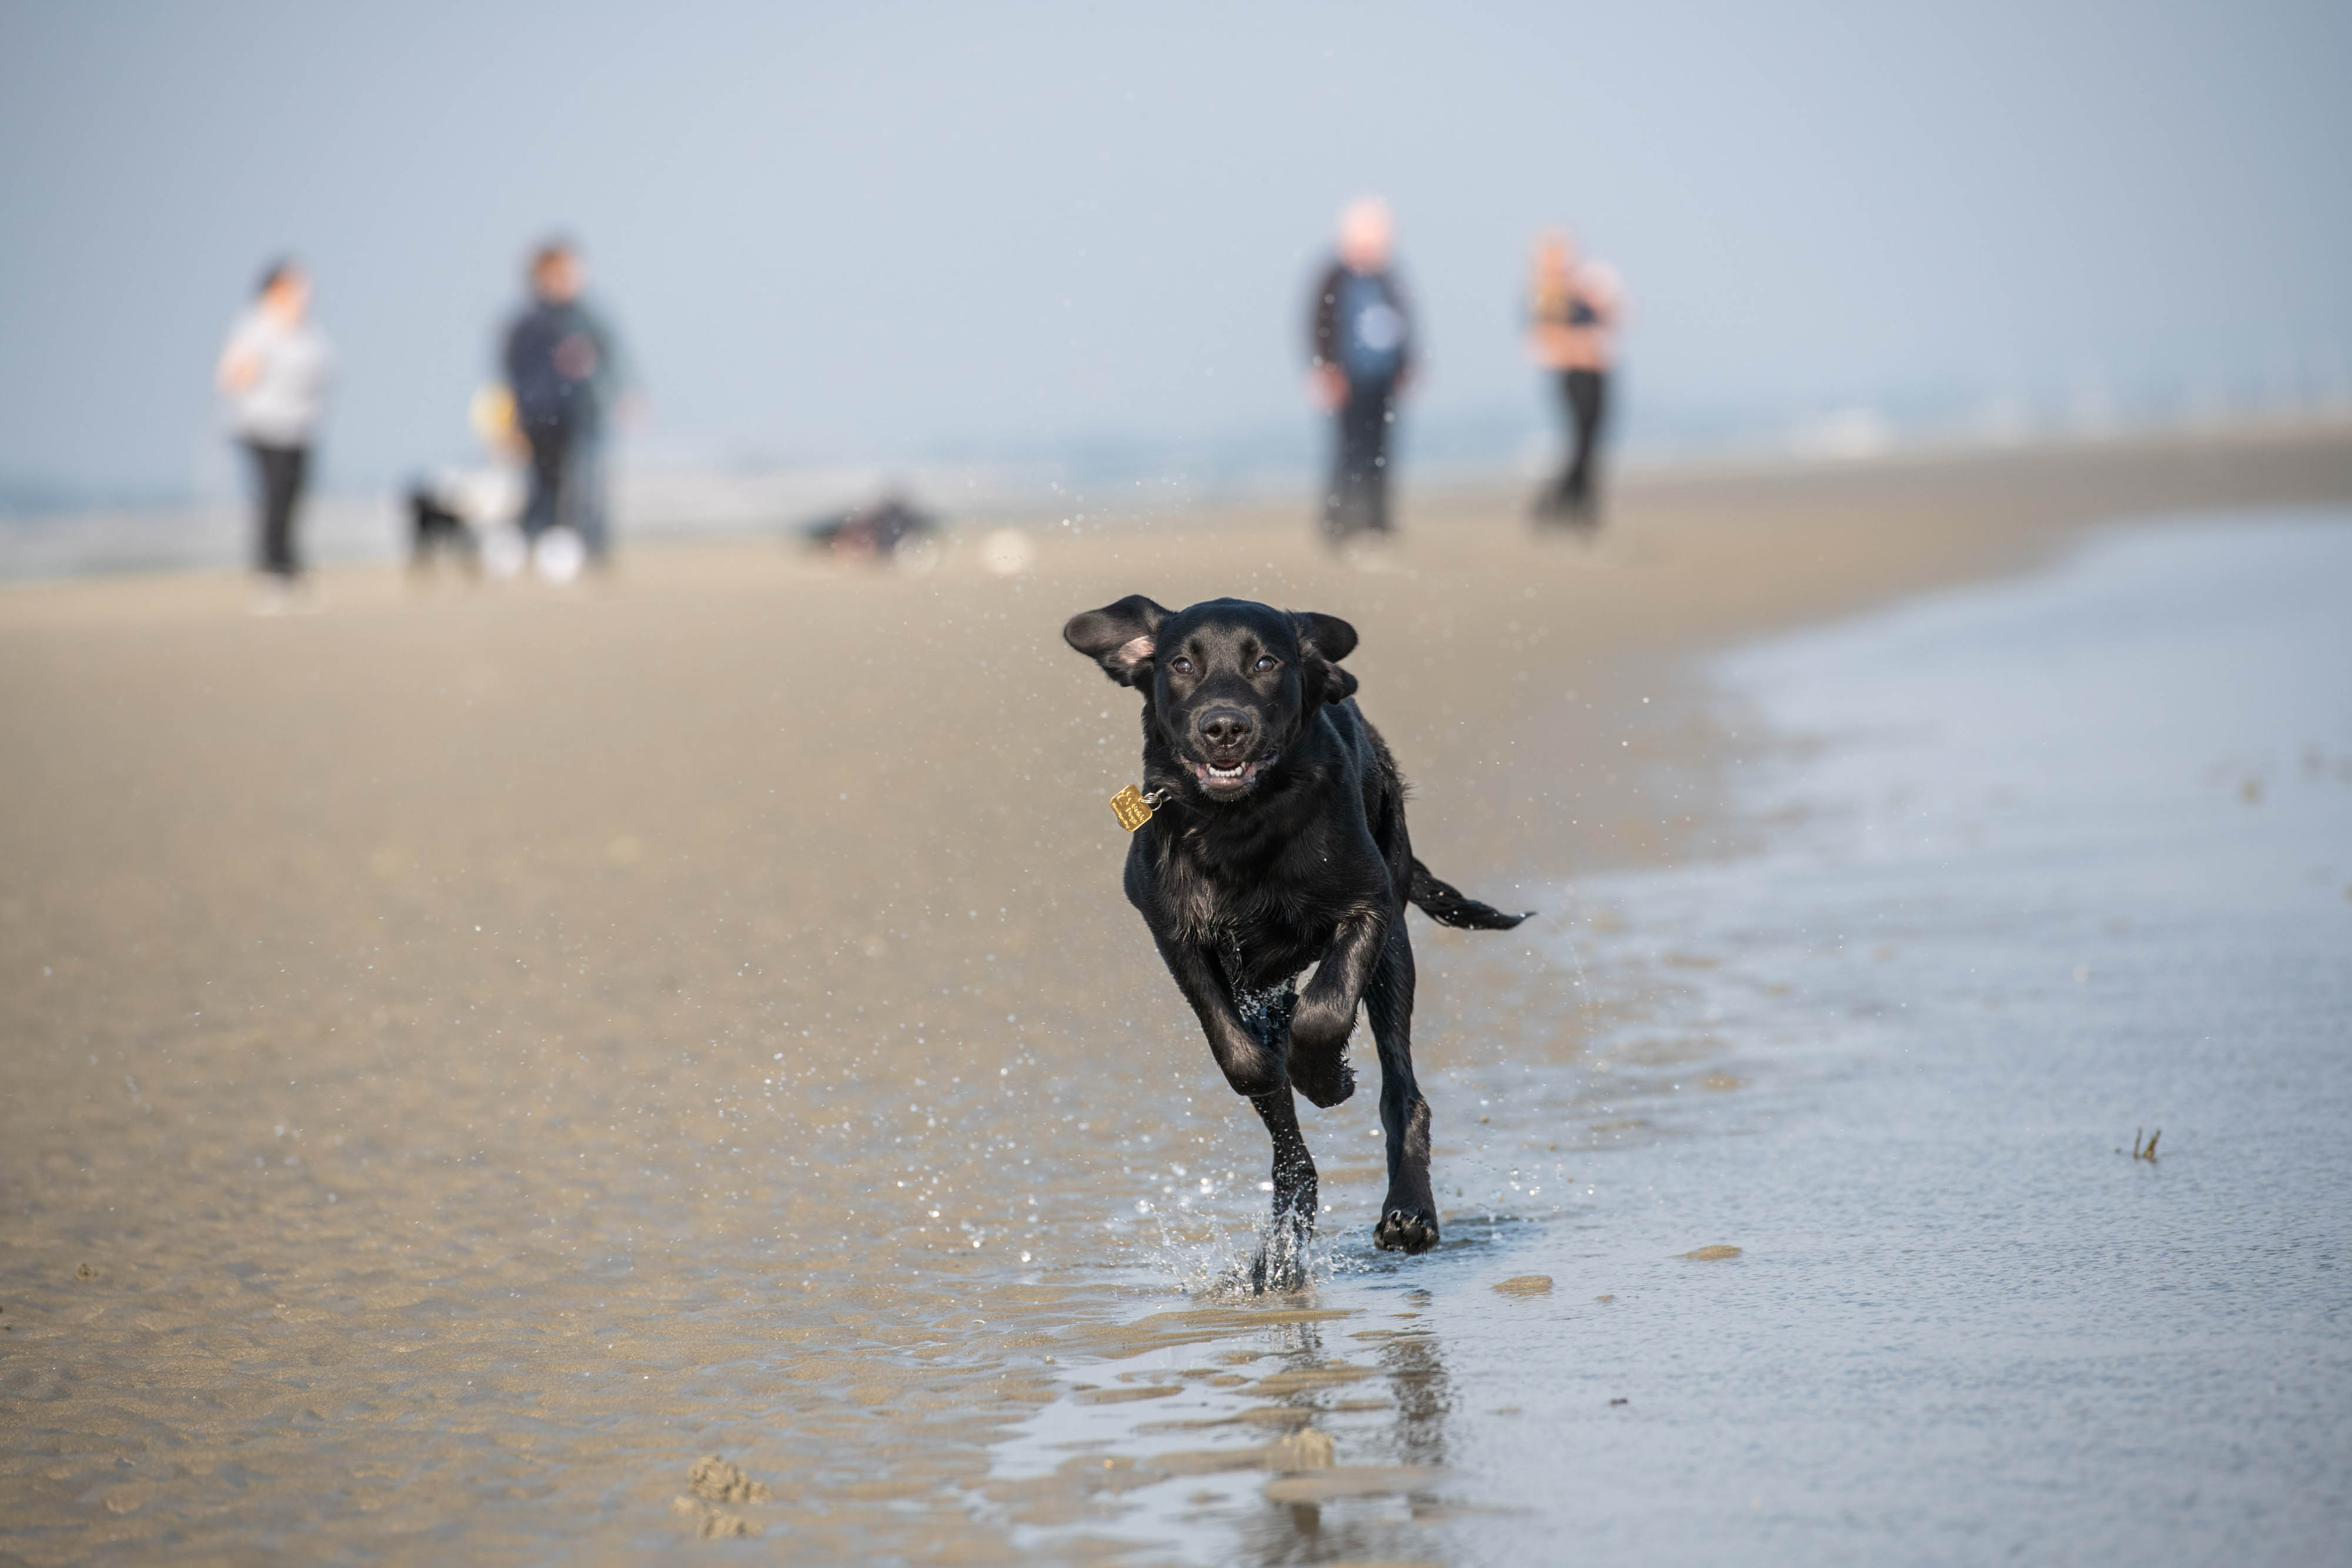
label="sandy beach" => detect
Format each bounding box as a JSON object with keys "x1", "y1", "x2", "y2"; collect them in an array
[{"x1": 4, "y1": 422, "x2": 2350, "y2": 1564}]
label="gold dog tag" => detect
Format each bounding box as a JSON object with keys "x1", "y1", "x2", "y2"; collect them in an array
[{"x1": 1110, "y1": 784, "x2": 1155, "y2": 831}]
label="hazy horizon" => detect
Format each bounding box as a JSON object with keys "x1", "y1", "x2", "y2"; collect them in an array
[{"x1": 4, "y1": 0, "x2": 2347, "y2": 506}]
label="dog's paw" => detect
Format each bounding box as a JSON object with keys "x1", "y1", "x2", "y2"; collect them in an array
[
  {"x1": 1373, "y1": 1206, "x2": 1441, "y2": 1255},
  {"x1": 1248, "y1": 1245, "x2": 1311, "y2": 1295},
  {"x1": 1250, "y1": 1209, "x2": 1317, "y2": 1293},
  {"x1": 1288, "y1": 1050, "x2": 1355, "y2": 1109}
]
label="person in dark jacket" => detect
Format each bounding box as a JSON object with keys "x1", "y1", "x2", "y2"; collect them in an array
[
  {"x1": 1307, "y1": 198, "x2": 1414, "y2": 547},
  {"x1": 502, "y1": 239, "x2": 627, "y2": 563}
]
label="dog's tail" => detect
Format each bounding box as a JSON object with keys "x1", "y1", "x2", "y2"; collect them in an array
[{"x1": 1407, "y1": 858, "x2": 1533, "y2": 930}]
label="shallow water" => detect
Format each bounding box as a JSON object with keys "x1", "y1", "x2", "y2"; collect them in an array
[
  {"x1": 987, "y1": 512, "x2": 2352, "y2": 1563},
  {"x1": 4, "y1": 505, "x2": 2346, "y2": 1564}
]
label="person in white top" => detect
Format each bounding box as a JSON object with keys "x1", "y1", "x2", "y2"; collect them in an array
[{"x1": 215, "y1": 259, "x2": 333, "y2": 584}]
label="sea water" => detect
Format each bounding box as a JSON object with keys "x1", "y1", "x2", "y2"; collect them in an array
[{"x1": 987, "y1": 511, "x2": 2352, "y2": 1564}]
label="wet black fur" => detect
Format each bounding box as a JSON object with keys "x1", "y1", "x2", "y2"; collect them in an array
[{"x1": 1063, "y1": 594, "x2": 1528, "y2": 1277}]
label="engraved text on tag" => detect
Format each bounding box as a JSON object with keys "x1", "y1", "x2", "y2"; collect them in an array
[{"x1": 1110, "y1": 784, "x2": 1154, "y2": 831}]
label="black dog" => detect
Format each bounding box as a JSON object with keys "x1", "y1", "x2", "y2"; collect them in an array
[
  {"x1": 1064, "y1": 595, "x2": 1528, "y2": 1278},
  {"x1": 405, "y1": 478, "x2": 480, "y2": 575}
]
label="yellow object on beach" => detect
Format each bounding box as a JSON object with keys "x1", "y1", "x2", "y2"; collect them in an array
[{"x1": 469, "y1": 383, "x2": 520, "y2": 452}]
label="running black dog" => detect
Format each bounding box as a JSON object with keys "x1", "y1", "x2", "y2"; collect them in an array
[{"x1": 1064, "y1": 595, "x2": 1528, "y2": 1278}]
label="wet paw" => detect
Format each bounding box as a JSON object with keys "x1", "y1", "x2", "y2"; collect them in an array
[
  {"x1": 1373, "y1": 1206, "x2": 1441, "y2": 1255},
  {"x1": 1288, "y1": 1051, "x2": 1355, "y2": 1109},
  {"x1": 1250, "y1": 1212, "x2": 1317, "y2": 1293},
  {"x1": 1248, "y1": 1246, "x2": 1310, "y2": 1294}
]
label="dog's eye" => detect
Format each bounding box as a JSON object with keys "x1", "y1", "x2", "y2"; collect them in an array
[
  {"x1": 1170, "y1": 656, "x2": 1194, "y2": 674},
  {"x1": 1254, "y1": 655, "x2": 1280, "y2": 673}
]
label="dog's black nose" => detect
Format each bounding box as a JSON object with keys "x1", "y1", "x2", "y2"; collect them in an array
[{"x1": 1197, "y1": 709, "x2": 1256, "y2": 753}]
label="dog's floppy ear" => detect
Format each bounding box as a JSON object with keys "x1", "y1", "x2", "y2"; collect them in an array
[
  {"x1": 1290, "y1": 610, "x2": 1360, "y2": 706},
  {"x1": 1063, "y1": 595, "x2": 1172, "y2": 687}
]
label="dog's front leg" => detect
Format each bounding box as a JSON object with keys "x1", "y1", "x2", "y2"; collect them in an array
[
  {"x1": 1285, "y1": 911, "x2": 1385, "y2": 1108},
  {"x1": 1151, "y1": 933, "x2": 1286, "y2": 1096},
  {"x1": 1247, "y1": 1086, "x2": 1318, "y2": 1291}
]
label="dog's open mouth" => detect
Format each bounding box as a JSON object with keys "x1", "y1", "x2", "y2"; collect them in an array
[{"x1": 1191, "y1": 754, "x2": 1276, "y2": 792}]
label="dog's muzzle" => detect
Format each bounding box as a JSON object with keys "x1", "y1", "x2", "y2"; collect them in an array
[{"x1": 1187, "y1": 708, "x2": 1273, "y2": 794}]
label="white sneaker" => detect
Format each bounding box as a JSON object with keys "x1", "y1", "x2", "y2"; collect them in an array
[{"x1": 533, "y1": 527, "x2": 586, "y2": 585}]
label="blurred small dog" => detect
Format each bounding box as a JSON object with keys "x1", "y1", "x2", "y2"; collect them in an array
[
  {"x1": 1064, "y1": 594, "x2": 1528, "y2": 1281},
  {"x1": 800, "y1": 494, "x2": 938, "y2": 566},
  {"x1": 406, "y1": 475, "x2": 480, "y2": 575}
]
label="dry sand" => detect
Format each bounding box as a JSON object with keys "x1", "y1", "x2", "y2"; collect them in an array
[{"x1": 3, "y1": 422, "x2": 2348, "y2": 1562}]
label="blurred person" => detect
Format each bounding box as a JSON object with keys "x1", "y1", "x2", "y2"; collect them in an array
[
  {"x1": 215, "y1": 258, "x2": 332, "y2": 604},
  {"x1": 1526, "y1": 228, "x2": 1624, "y2": 528},
  {"x1": 1308, "y1": 197, "x2": 1414, "y2": 547},
  {"x1": 502, "y1": 239, "x2": 630, "y2": 566},
  {"x1": 464, "y1": 383, "x2": 533, "y2": 579}
]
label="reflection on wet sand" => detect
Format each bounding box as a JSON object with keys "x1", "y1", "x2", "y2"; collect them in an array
[{"x1": 989, "y1": 1289, "x2": 1466, "y2": 1564}]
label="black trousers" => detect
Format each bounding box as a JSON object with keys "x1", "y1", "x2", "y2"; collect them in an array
[
  {"x1": 521, "y1": 420, "x2": 573, "y2": 540},
  {"x1": 1323, "y1": 379, "x2": 1397, "y2": 542},
  {"x1": 245, "y1": 440, "x2": 309, "y2": 576},
  {"x1": 1547, "y1": 369, "x2": 1609, "y2": 521}
]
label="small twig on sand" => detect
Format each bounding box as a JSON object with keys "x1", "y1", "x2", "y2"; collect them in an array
[{"x1": 2127, "y1": 1127, "x2": 2161, "y2": 1162}]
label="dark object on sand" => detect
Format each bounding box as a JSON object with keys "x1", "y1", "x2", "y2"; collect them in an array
[
  {"x1": 800, "y1": 494, "x2": 939, "y2": 564},
  {"x1": 2128, "y1": 1127, "x2": 2161, "y2": 1161},
  {"x1": 406, "y1": 477, "x2": 480, "y2": 574},
  {"x1": 1064, "y1": 594, "x2": 1531, "y2": 1285}
]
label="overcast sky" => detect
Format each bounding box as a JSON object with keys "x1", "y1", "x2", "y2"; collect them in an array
[{"x1": 2, "y1": 0, "x2": 2346, "y2": 499}]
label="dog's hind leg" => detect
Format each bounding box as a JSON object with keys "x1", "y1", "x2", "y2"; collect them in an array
[
  {"x1": 1365, "y1": 931, "x2": 1441, "y2": 1254},
  {"x1": 1247, "y1": 1087, "x2": 1319, "y2": 1291}
]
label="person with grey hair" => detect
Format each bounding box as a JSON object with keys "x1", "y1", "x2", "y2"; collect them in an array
[
  {"x1": 215, "y1": 258, "x2": 333, "y2": 604},
  {"x1": 1307, "y1": 197, "x2": 1415, "y2": 548}
]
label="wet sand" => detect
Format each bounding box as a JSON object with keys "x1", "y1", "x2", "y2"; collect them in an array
[{"x1": 4, "y1": 422, "x2": 2350, "y2": 1563}]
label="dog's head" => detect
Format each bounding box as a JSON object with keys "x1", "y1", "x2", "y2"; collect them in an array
[{"x1": 1063, "y1": 595, "x2": 1359, "y2": 802}]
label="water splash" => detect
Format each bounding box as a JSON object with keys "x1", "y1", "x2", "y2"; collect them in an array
[{"x1": 1146, "y1": 1204, "x2": 1372, "y2": 1300}]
